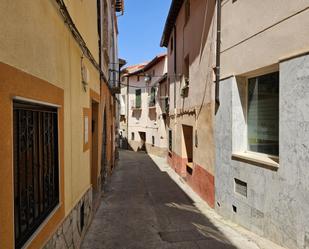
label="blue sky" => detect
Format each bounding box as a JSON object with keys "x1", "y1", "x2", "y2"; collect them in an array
[{"x1": 118, "y1": 0, "x2": 172, "y2": 66}]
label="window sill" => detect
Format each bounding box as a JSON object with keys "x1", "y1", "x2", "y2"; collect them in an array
[
  {"x1": 186, "y1": 162, "x2": 194, "y2": 169},
  {"x1": 232, "y1": 152, "x2": 279, "y2": 171}
]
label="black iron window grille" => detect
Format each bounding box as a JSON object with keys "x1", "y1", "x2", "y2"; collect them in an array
[{"x1": 13, "y1": 100, "x2": 59, "y2": 249}]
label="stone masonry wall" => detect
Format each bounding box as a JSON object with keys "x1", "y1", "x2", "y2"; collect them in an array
[
  {"x1": 215, "y1": 54, "x2": 309, "y2": 249},
  {"x1": 43, "y1": 188, "x2": 93, "y2": 249}
]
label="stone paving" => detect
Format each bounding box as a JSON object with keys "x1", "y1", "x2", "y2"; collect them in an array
[{"x1": 81, "y1": 150, "x2": 278, "y2": 249}]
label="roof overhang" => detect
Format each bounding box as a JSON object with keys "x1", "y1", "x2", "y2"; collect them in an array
[
  {"x1": 126, "y1": 54, "x2": 166, "y2": 77},
  {"x1": 160, "y1": 0, "x2": 184, "y2": 47}
]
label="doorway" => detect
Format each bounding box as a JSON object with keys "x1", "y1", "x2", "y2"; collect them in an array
[
  {"x1": 182, "y1": 125, "x2": 193, "y2": 163},
  {"x1": 139, "y1": 131, "x2": 146, "y2": 151},
  {"x1": 91, "y1": 101, "x2": 99, "y2": 198},
  {"x1": 101, "y1": 109, "x2": 107, "y2": 191}
]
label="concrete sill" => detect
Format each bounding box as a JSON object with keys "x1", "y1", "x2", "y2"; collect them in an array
[
  {"x1": 186, "y1": 162, "x2": 194, "y2": 169},
  {"x1": 186, "y1": 162, "x2": 194, "y2": 175},
  {"x1": 232, "y1": 152, "x2": 279, "y2": 171},
  {"x1": 148, "y1": 106, "x2": 156, "y2": 109}
]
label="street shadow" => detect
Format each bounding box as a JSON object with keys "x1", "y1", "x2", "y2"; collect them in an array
[
  {"x1": 82, "y1": 150, "x2": 239, "y2": 249},
  {"x1": 143, "y1": 152, "x2": 237, "y2": 248}
]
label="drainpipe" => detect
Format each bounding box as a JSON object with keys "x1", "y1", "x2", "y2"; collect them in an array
[
  {"x1": 126, "y1": 76, "x2": 129, "y2": 149},
  {"x1": 173, "y1": 25, "x2": 177, "y2": 109},
  {"x1": 215, "y1": 0, "x2": 221, "y2": 110}
]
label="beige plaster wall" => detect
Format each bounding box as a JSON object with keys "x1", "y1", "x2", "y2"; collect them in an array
[
  {"x1": 221, "y1": 0, "x2": 309, "y2": 77},
  {"x1": 122, "y1": 57, "x2": 169, "y2": 151},
  {"x1": 166, "y1": 0, "x2": 217, "y2": 174}
]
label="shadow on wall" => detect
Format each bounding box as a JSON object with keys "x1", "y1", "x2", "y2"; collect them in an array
[{"x1": 118, "y1": 137, "x2": 135, "y2": 151}]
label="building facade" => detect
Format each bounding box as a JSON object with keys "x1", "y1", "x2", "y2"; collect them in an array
[
  {"x1": 119, "y1": 54, "x2": 169, "y2": 157},
  {"x1": 162, "y1": 1, "x2": 309, "y2": 249},
  {"x1": 0, "y1": 0, "x2": 123, "y2": 248},
  {"x1": 215, "y1": 1, "x2": 309, "y2": 249},
  {"x1": 161, "y1": 0, "x2": 217, "y2": 208}
]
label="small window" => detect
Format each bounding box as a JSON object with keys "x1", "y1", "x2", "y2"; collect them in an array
[
  {"x1": 247, "y1": 72, "x2": 279, "y2": 156},
  {"x1": 153, "y1": 69, "x2": 155, "y2": 76},
  {"x1": 149, "y1": 87, "x2": 156, "y2": 107},
  {"x1": 131, "y1": 132, "x2": 135, "y2": 140},
  {"x1": 152, "y1": 136, "x2": 155, "y2": 146},
  {"x1": 135, "y1": 89, "x2": 141, "y2": 108},
  {"x1": 185, "y1": 0, "x2": 190, "y2": 25},
  {"x1": 137, "y1": 75, "x2": 140, "y2": 82}
]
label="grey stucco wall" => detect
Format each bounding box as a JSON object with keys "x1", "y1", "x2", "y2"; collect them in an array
[{"x1": 215, "y1": 54, "x2": 309, "y2": 249}]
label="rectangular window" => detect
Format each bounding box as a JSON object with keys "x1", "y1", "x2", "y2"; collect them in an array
[
  {"x1": 135, "y1": 89, "x2": 141, "y2": 108},
  {"x1": 13, "y1": 100, "x2": 59, "y2": 249},
  {"x1": 149, "y1": 87, "x2": 156, "y2": 107},
  {"x1": 137, "y1": 75, "x2": 140, "y2": 82},
  {"x1": 247, "y1": 72, "x2": 279, "y2": 156},
  {"x1": 131, "y1": 132, "x2": 135, "y2": 140}
]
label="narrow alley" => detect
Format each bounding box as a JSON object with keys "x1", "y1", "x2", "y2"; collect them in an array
[{"x1": 81, "y1": 151, "x2": 275, "y2": 249}]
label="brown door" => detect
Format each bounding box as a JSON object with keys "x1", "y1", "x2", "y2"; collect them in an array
[
  {"x1": 91, "y1": 101, "x2": 99, "y2": 194},
  {"x1": 183, "y1": 125, "x2": 193, "y2": 162}
]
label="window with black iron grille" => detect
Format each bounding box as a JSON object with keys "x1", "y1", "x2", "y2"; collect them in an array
[{"x1": 13, "y1": 100, "x2": 59, "y2": 249}]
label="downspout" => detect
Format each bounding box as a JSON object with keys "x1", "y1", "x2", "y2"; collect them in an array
[
  {"x1": 173, "y1": 25, "x2": 177, "y2": 109},
  {"x1": 215, "y1": 0, "x2": 221, "y2": 110},
  {"x1": 126, "y1": 76, "x2": 129, "y2": 149}
]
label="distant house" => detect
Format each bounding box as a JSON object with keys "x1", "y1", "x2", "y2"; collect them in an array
[{"x1": 120, "y1": 54, "x2": 168, "y2": 157}]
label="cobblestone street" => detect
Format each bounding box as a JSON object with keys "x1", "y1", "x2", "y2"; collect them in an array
[{"x1": 81, "y1": 151, "x2": 277, "y2": 249}]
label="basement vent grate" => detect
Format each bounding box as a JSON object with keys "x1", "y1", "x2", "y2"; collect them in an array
[{"x1": 234, "y1": 178, "x2": 247, "y2": 197}]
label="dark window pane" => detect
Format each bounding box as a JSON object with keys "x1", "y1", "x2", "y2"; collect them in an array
[
  {"x1": 247, "y1": 72, "x2": 279, "y2": 156},
  {"x1": 135, "y1": 89, "x2": 141, "y2": 108},
  {"x1": 13, "y1": 101, "x2": 59, "y2": 249}
]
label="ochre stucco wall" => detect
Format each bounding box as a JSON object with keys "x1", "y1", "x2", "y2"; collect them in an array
[
  {"x1": 0, "y1": 62, "x2": 65, "y2": 249},
  {"x1": 0, "y1": 1, "x2": 107, "y2": 248}
]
